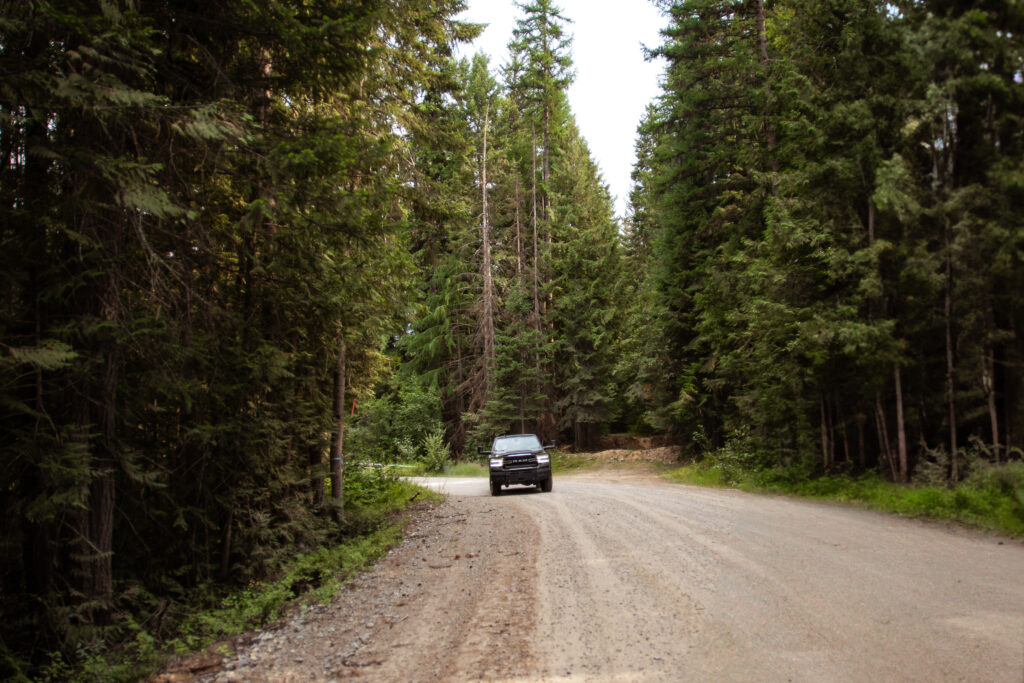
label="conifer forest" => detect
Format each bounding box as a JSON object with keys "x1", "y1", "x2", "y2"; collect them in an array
[{"x1": 1, "y1": 0, "x2": 1022, "y2": 675}]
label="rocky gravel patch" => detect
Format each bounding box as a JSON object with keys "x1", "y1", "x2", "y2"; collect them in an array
[
  {"x1": 154, "y1": 496, "x2": 539, "y2": 682},
  {"x1": 577, "y1": 445, "x2": 682, "y2": 465}
]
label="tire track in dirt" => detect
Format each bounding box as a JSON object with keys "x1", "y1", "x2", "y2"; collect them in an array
[
  {"x1": 529, "y1": 477, "x2": 1024, "y2": 682},
  {"x1": 171, "y1": 495, "x2": 540, "y2": 682},
  {"x1": 168, "y1": 471, "x2": 1024, "y2": 683},
  {"x1": 528, "y1": 486, "x2": 719, "y2": 680},
  {"x1": 339, "y1": 494, "x2": 540, "y2": 681}
]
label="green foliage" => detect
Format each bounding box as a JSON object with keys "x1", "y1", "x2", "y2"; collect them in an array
[
  {"x1": 28, "y1": 474, "x2": 422, "y2": 682},
  {"x1": 965, "y1": 462, "x2": 1024, "y2": 510},
  {"x1": 402, "y1": 1, "x2": 626, "y2": 454},
  {"x1": 629, "y1": 0, "x2": 1024, "y2": 483},
  {"x1": 6, "y1": 0, "x2": 1021, "y2": 674},
  {"x1": 189, "y1": 524, "x2": 402, "y2": 637},
  {"x1": 0, "y1": 0, "x2": 477, "y2": 676},
  {"x1": 420, "y1": 427, "x2": 452, "y2": 473},
  {"x1": 348, "y1": 384, "x2": 444, "y2": 463}
]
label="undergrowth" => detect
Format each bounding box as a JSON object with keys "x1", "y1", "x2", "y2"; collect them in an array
[
  {"x1": 31, "y1": 474, "x2": 437, "y2": 682},
  {"x1": 664, "y1": 459, "x2": 1024, "y2": 538}
]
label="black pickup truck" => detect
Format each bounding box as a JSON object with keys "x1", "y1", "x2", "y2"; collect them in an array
[{"x1": 479, "y1": 434, "x2": 554, "y2": 496}]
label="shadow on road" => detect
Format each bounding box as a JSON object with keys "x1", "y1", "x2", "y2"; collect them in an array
[{"x1": 496, "y1": 485, "x2": 543, "y2": 496}]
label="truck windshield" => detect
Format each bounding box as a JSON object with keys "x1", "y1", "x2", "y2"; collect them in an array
[{"x1": 492, "y1": 435, "x2": 542, "y2": 454}]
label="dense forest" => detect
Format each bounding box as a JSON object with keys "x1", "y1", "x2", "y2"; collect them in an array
[
  {"x1": 1, "y1": 0, "x2": 1021, "y2": 676},
  {"x1": 631, "y1": 0, "x2": 1024, "y2": 482}
]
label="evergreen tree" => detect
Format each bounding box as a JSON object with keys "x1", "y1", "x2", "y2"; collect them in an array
[
  {"x1": 635, "y1": 0, "x2": 1024, "y2": 480},
  {"x1": 548, "y1": 124, "x2": 625, "y2": 448},
  {"x1": 0, "y1": 0, "x2": 476, "y2": 670}
]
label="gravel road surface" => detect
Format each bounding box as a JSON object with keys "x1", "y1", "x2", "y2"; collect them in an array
[{"x1": 173, "y1": 471, "x2": 1024, "y2": 682}]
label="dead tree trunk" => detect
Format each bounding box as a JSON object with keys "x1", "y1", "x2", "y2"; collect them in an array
[
  {"x1": 531, "y1": 125, "x2": 541, "y2": 324},
  {"x1": 531, "y1": 126, "x2": 543, "y2": 430},
  {"x1": 481, "y1": 105, "x2": 495, "y2": 378}
]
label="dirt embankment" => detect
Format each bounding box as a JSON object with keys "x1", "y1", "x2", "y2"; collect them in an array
[
  {"x1": 575, "y1": 444, "x2": 682, "y2": 465},
  {"x1": 595, "y1": 433, "x2": 677, "y2": 451}
]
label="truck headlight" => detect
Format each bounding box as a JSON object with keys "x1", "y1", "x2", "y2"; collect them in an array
[
  {"x1": 489, "y1": 458, "x2": 503, "y2": 468},
  {"x1": 536, "y1": 453, "x2": 550, "y2": 464}
]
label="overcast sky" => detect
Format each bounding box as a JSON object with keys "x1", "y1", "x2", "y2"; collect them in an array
[{"x1": 455, "y1": 0, "x2": 667, "y2": 219}]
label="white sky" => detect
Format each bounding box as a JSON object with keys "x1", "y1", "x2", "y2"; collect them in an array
[{"x1": 455, "y1": 0, "x2": 667, "y2": 219}]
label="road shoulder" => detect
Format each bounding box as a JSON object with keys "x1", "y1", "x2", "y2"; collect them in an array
[{"x1": 159, "y1": 495, "x2": 540, "y2": 682}]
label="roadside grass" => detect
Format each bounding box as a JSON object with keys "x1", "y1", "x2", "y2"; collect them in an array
[
  {"x1": 401, "y1": 461, "x2": 489, "y2": 477},
  {"x1": 446, "y1": 461, "x2": 489, "y2": 477},
  {"x1": 551, "y1": 449, "x2": 597, "y2": 473},
  {"x1": 664, "y1": 460, "x2": 1024, "y2": 538},
  {"x1": 51, "y1": 477, "x2": 436, "y2": 683}
]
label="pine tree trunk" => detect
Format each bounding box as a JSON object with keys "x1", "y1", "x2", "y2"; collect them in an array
[
  {"x1": 984, "y1": 345, "x2": 1000, "y2": 462},
  {"x1": 481, "y1": 106, "x2": 495, "y2": 379},
  {"x1": 330, "y1": 333, "x2": 346, "y2": 509},
  {"x1": 841, "y1": 418, "x2": 850, "y2": 465},
  {"x1": 310, "y1": 366, "x2": 325, "y2": 505},
  {"x1": 754, "y1": 0, "x2": 778, "y2": 191},
  {"x1": 74, "y1": 194, "x2": 121, "y2": 624},
  {"x1": 531, "y1": 126, "x2": 541, "y2": 322},
  {"x1": 310, "y1": 438, "x2": 325, "y2": 506},
  {"x1": 89, "y1": 313, "x2": 118, "y2": 618},
  {"x1": 820, "y1": 393, "x2": 830, "y2": 471},
  {"x1": 68, "y1": 278, "x2": 118, "y2": 624},
  {"x1": 531, "y1": 127, "x2": 543, "y2": 429},
  {"x1": 867, "y1": 198, "x2": 876, "y2": 244},
  {"x1": 452, "y1": 336, "x2": 467, "y2": 455},
  {"x1": 514, "y1": 174, "x2": 522, "y2": 279},
  {"x1": 543, "y1": 104, "x2": 550, "y2": 223},
  {"x1": 945, "y1": 243, "x2": 959, "y2": 481},
  {"x1": 857, "y1": 413, "x2": 866, "y2": 471},
  {"x1": 875, "y1": 393, "x2": 898, "y2": 481},
  {"x1": 219, "y1": 509, "x2": 233, "y2": 581},
  {"x1": 894, "y1": 364, "x2": 908, "y2": 483},
  {"x1": 20, "y1": 88, "x2": 55, "y2": 598}
]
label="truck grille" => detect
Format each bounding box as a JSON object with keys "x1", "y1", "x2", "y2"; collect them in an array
[{"x1": 504, "y1": 454, "x2": 537, "y2": 469}]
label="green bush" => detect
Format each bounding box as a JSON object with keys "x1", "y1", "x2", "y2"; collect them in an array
[
  {"x1": 347, "y1": 384, "x2": 444, "y2": 462},
  {"x1": 420, "y1": 427, "x2": 451, "y2": 473},
  {"x1": 965, "y1": 461, "x2": 1024, "y2": 503}
]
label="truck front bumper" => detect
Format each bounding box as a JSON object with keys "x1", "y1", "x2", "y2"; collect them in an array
[{"x1": 490, "y1": 464, "x2": 551, "y2": 487}]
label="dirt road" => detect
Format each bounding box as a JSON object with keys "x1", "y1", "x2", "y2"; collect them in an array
[{"x1": 184, "y1": 471, "x2": 1024, "y2": 682}]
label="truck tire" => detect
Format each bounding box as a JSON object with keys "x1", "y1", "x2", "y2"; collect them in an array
[
  {"x1": 540, "y1": 476, "x2": 552, "y2": 493},
  {"x1": 490, "y1": 480, "x2": 501, "y2": 497}
]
